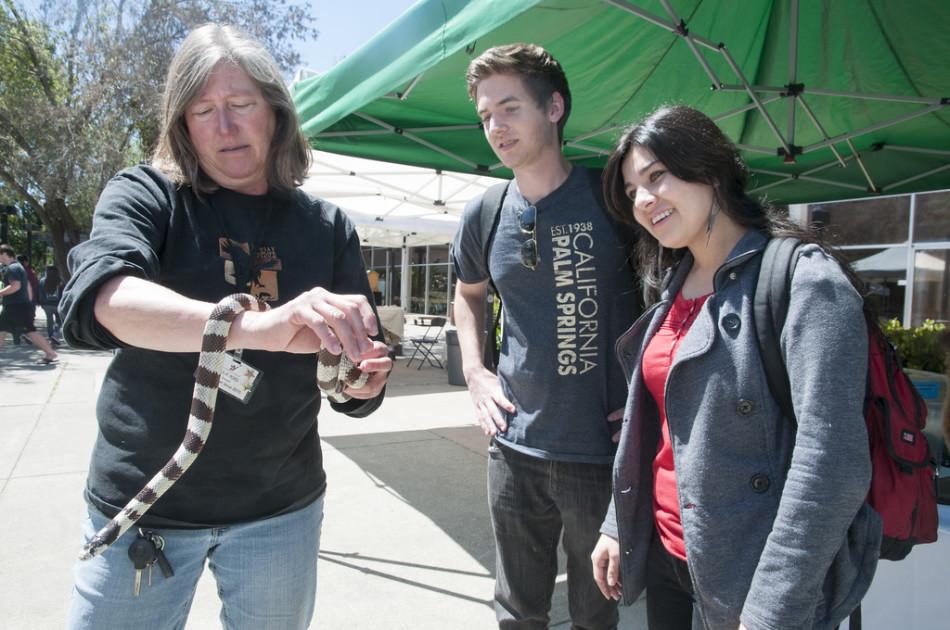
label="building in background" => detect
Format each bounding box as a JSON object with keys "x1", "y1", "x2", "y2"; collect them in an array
[{"x1": 792, "y1": 189, "x2": 950, "y2": 326}]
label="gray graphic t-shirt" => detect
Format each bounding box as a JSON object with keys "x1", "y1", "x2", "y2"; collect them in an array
[{"x1": 452, "y1": 166, "x2": 639, "y2": 463}]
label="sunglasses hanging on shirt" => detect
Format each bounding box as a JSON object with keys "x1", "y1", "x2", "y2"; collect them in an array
[{"x1": 518, "y1": 205, "x2": 538, "y2": 270}]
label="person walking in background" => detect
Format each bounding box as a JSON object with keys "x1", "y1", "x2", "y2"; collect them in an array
[
  {"x1": 452, "y1": 43, "x2": 640, "y2": 629},
  {"x1": 17, "y1": 254, "x2": 40, "y2": 307},
  {"x1": 0, "y1": 244, "x2": 58, "y2": 363},
  {"x1": 590, "y1": 105, "x2": 879, "y2": 630},
  {"x1": 39, "y1": 264, "x2": 64, "y2": 344},
  {"x1": 61, "y1": 24, "x2": 390, "y2": 629}
]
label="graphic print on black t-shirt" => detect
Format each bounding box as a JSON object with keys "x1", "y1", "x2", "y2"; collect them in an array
[
  {"x1": 550, "y1": 219, "x2": 600, "y2": 376},
  {"x1": 218, "y1": 237, "x2": 283, "y2": 302}
]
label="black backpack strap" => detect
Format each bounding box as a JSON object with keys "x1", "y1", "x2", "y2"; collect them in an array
[
  {"x1": 849, "y1": 604, "x2": 862, "y2": 630},
  {"x1": 480, "y1": 181, "x2": 509, "y2": 282},
  {"x1": 753, "y1": 236, "x2": 803, "y2": 425},
  {"x1": 479, "y1": 181, "x2": 510, "y2": 371}
]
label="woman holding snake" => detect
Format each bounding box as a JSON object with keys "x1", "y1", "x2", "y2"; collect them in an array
[{"x1": 62, "y1": 24, "x2": 390, "y2": 629}]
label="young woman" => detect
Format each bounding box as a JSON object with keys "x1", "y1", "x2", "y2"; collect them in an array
[
  {"x1": 39, "y1": 265, "x2": 63, "y2": 343},
  {"x1": 589, "y1": 106, "x2": 881, "y2": 630}
]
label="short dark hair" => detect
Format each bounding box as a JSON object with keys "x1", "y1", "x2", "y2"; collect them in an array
[
  {"x1": 466, "y1": 43, "x2": 572, "y2": 141},
  {"x1": 0, "y1": 244, "x2": 16, "y2": 258}
]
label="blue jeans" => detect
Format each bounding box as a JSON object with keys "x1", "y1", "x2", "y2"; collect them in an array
[
  {"x1": 66, "y1": 494, "x2": 325, "y2": 630},
  {"x1": 488, "y1": 440, "x2": 618, "y2": 629}
]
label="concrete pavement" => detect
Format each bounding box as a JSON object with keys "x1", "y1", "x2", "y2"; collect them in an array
[{"x1": 0, "y1": 320, "x2": 646, "y2": 629}]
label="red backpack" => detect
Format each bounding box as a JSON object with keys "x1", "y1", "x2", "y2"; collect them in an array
[{"x1": 754, "y1": 237, "x2": 939, "y2": 561}]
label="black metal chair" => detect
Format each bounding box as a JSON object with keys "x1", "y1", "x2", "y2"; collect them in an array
[{"x1": 406, "y1": 316, "x2": 447, "y2": 369}]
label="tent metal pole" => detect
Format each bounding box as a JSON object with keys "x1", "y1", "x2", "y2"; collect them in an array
[
  {"x1": 713, "y1": 95, "x2": 784, "y2": 122},
  {"x1": 604, "y1": 0, "x2": 721, "y2": 52},
  {"x1": 603, "y1": 0, "x2": 679, "y2": 34},
  {"x1": 311, "y1": 155, "x2": 455, "y2": 209},
  {"x1": 400, "y1": 236, "x2": 410, "y2": 311},
  {"x1": 748, "y1": 175, "x2": 793, "y2": 195},
  {"x1": 316, "y1": 129, "x2": 393, "y2": 138},
  {"x1": 305, "y1": 124, "x2": 480, "y2": 140},
  {"x1": 718, "y1": 46, "x2": 793, "y2": 156},
  {"x1": 571, "y1": 124, "x2": 626, "y2": 143},
  {"x1": 567, "y1": 153, "x2": 609, "y2": 162},
  {"x1": 735, "y1": 144, "x2": 778, "y2": 155},
  {"x1": 403, "y1": 124, "x2": 481, "y2": 133},
  {"x1": 803, "y1": 103, "x2": 946, "y2": 154},
  {"x1": 384, "y1": 73, "x2": 424, "y2": 101},
  {"x1": 797, "y1": 96, "x2": 847, "y2": 167},
  {"x1": 565, "y1": 140, "x2": 610, "y2": 156},
  {"x1": 882, "y1": 145, "x2": 950, "y2": 157},
  {"x1": 845, "y1": 138, "x2": 878, "y2": 192},
  {"x1": 798, "y1": 87, "x2": 944, "y2": 105},
  {"x1": 787, "y1": 0, "x2": 799, "y2": 145},
  {"x1": 750, "y1": 154, "x2": 866, "y2": 194},
  {"x1": 904, "y1": 196, "x2": 917, "y2": 326},
  {"x1": 658, "y1": 0, "x2": 722, "y2": 88},
  {"x1": 375, "y1": 173, "x2": 440, "y2": 219},
  {"x1": 882, "y1": 163, "x2": 950, "y2": 192},
  {"x1": 354, "y1": 112, "x2": 481, "y2": 170},
  {"x1": 795, "y1": 175, "x2": 866, "y2": 192},
  {"x1": 718, "y1": 84, "x2": 943, "y2": 106}
]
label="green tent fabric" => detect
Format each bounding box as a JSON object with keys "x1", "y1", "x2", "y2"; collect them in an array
[{"x1": 293, "y1": 0, "x2": 950, "y2": 205}]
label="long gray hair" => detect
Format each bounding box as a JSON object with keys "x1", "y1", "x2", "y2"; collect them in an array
[{"x1": 152, "y1": 23, "x2": 310, "y2": 194}]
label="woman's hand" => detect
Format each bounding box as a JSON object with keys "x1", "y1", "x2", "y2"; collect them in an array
[
  {"x1": 236, "y1": 287, "x2": 379, "y2": 359},
  {"x1": 591, "y1": 533, "x2": 623, "y2": 601},
  {"x1": 342, "y1": 340, "x2": 392, "y2": 399}
]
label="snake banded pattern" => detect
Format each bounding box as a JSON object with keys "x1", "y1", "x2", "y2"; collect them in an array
[{"x1": 79, "y1": 292, "x2": 368, "y2": 560}]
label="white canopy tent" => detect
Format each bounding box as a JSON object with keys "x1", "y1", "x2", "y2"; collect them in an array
[
  {"x1": 300, "y1": 150, "x2": 508, "y2": 308},
  {"x1": 852, "y1": 246, "x2": 946, "y2": 280}
]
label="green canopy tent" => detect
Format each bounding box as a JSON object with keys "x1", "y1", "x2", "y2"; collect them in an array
[{"x1": 293, "y1": 0, "x2": 950, "y2": 205}]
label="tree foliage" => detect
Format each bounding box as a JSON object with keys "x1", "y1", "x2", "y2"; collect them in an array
[{"x1": 0, "y1": 0, "x2": 317, "y2": 276}]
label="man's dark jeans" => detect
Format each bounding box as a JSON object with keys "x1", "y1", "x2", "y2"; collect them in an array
[{"x1": 488, "y1": 440, "x2": 618, "y2": 630}]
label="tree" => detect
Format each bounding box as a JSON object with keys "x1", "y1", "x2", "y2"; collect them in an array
[{"x1": 0, "y1": 0, "x2": 317, "y2": 277}]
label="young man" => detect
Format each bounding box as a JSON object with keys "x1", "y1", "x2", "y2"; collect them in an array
[
  {"x1": 0, "y1": 244, "x2": 58, "y2": 363},
  {"x1": 451, "y1": 44, "x2": 640, "y2": 629}
]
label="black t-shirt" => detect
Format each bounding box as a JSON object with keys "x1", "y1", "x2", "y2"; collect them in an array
[
  {"x1": 61, "y1": 165, "x2": 383, "y2": 527},
  {"x1": 1, "y1": 261, "x2": 30, "y2": 304}
]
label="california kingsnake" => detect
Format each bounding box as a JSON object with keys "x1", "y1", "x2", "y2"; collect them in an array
[{"x1": 79, "y1": 293, "x2": 368, "y2": 560}]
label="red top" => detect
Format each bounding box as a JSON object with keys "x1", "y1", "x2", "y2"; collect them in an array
[{"x1": 641, "y1": 290, "x2": 711, "y2": 561}]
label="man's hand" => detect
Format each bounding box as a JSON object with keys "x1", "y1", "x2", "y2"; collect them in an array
[
  {"x1": 466, "y1": 366, "x2": 515, "y2": 436},
  {"x1": 591, "y1": 534, "x2": 622, "y2": 601},
  {"x1": 607, "y1": 407, "x2": 624, "y2": 443}
]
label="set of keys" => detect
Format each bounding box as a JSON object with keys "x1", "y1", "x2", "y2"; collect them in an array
[{"x1": 128, "y1": 528, "x2": 175, "y2": 597}]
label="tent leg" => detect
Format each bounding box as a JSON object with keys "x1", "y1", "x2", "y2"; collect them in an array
[{"x1": 401, "y1": 237, "x2": 410, "y2": 311}]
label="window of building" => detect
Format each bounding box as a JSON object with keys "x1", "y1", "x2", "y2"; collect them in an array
[
  {"x1": 913, "y1": 191, "x2": 950, "y2": 243},
  {"x1": 911, "y1": 249, "x2": 950, "y2": 325},
  {"x1": 806, "y1": 189, "x2": 950, "y2": 327},
  {"x1": 811, "y1": 196, "x2": 910, "y2": 246}
]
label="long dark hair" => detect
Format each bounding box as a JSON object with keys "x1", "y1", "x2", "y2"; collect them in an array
[
  {"x1": 602, "y1": 105, "x2": 862, "y2": 299},
  {"x1": 42, "y1": 265, "x2": 61, "y2": 293}
]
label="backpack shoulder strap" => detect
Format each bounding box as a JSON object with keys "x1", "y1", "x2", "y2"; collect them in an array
[
  {"x1": 478, "y1": 181, "x2": 509, "y2": 372},
  {"x1": 479, "y1": 181, "x2": 510, "y2": 289},
  {"x1": 754, "y1": 236, "x2": 803, "y2": 425}
]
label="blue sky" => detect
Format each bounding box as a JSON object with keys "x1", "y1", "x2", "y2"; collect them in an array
[{"x1": 298, "y1": 0, "x2": 417, "y2": 73}]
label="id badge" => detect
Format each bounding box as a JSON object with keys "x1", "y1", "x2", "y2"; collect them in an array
[{"x1": 217, "y1": 352, "x2": 262, "y2": 404}]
